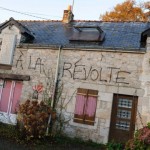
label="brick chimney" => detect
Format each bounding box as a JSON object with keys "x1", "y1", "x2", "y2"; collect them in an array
[{"x1": 62, "y1": 5, "x2": 74, "y2": 23}]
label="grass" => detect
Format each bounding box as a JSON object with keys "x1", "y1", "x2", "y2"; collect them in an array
[{"x1": 0, "y1": 122, "x2": 106, "y2": 150}]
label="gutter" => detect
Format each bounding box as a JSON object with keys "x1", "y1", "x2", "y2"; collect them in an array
[
  {"x1": 17, "y1": 44, "x2": 146, "y2": 54},
  {"x1": 51, "y1": 45, "x2": 62, "y2": 108}
]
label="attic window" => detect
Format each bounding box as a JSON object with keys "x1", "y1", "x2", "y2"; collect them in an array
[
  {"x1": 69, "y1": 26, "x2": 105, "y2": 42},
  {"x1": 141, "y1": 28, "x2": 150, "y2": 48},
  {"x1": 140, "y1": 35, "x2": 147, "y2": 48}
]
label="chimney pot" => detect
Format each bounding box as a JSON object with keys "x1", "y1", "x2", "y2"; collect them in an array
[
  {"x1": 67, "y1": 5, "x2": 72, "y2": 11},
  {"x1": 62, "y1": 5, "x2": 74, "y2": 23}
]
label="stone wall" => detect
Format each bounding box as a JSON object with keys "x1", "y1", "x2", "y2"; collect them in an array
[
  {"x1": 0, "y1": 45, "x2": 148, "y2": 143},
  {"x1": 0, "y1": 23, "x2": 150, "y2": 144},
  {"x1": 60, "y1": 50, "x2": 144, "y2": 143},
  {"x1": 138, "y1": 37, "x2": 150, "y2": 129}
]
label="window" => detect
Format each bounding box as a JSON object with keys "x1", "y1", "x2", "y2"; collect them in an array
[
  {"x1": 74, "y1": 88, "x2": 98, "y2": 126},
  {"x1": 69, "y1": 26, "x2": 105, "y2": 43}
]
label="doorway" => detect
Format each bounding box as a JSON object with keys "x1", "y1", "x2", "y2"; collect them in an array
[{"x1": 109, "y1": 94, "x2": 138, "y2": 143}]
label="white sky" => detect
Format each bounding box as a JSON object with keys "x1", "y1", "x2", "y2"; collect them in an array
[{"x1": 0, "y1": 0, "x2": 148, "y2": 22}]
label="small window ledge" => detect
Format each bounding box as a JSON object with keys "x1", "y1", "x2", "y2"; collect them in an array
[
  {"x1": 70, "y1": 118, "x2": 98, "y2": 130},
  {"x1": 0, "y1": 64, "x2": 12, "y2": 70}
]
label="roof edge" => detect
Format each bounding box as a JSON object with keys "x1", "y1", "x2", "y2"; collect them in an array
[
  {"x1": 0, "y1": 17, "x2": 34, "y2": 39},
  {"x1": 17, "y1": 43, "x2": 146, "y2": 53}
]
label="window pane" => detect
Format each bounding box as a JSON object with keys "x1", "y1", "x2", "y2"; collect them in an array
[
  {"x1": 116, "y1": 120, "x2": 130, "y2": 131},
  {"x1": 117, "y1": 109, "x2": 131, "y2": 119},
  {"x1": 118, "y1": 98, "x2": 132, "y2": 108}
]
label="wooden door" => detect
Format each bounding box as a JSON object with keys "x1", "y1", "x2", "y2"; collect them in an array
[{"x1": 109, "y1": 94, "x2": 138, "y2": 143}]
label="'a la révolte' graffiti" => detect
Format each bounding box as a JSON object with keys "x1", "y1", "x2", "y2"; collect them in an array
[
  {"x1": 16, "y1": 51, "x2": 131, "y2": 84},
  {"x1": 62, "y1": 59, "x2": 131, "y2": 84}
]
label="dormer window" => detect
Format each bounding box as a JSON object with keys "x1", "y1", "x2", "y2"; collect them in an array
[
  {"x1": 0, "y1": 18, "x2": 34, "y2": 66},
  {"x1": 140, "y1": 35, "x2": 147, "y2": 48},
  {"x1": 69, "y1": 25, "x2": 105, "y2": 43},
  {"x1": 141, "y1": 28, "x2": 150, "y2": 48}
]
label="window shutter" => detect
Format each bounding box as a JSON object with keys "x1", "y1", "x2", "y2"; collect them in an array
[
  {"x1": 10, "y1": 81, "x2": 23, "y2": 113},
  {"x1": 77, "y1": 88, "x2": 88, "y2": 96},
  {"x1": 0, "y1": 81, "x2": 12, "y2": 112},
  {"x1": 74, "y1": 88, "x2": 88, "y2": 124},
  {"x1": 0, "y1": 80, "x2": 23, "y2": 114},
  {"x1": 84, "y1": 90, "x2": 98, "y2": 125},
  {"x1": 88, "y1": 89, "x2": 98, "y2": 97},
  {"x1": 74, "y1": 88, "x2": 98, "y2": 126}
]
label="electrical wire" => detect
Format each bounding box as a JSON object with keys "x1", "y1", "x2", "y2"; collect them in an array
[
  {"x1": 22, "y1": 12, "x2": 62, "y2": 19},
  {"x1": 0, "y1": 6, "x2": 148, "y2": 36},
  {"x1": 0, "y1": 6, "x2": 50, "y2": 20}
]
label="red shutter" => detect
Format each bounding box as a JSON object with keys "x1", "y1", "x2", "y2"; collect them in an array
[
  {"x1": 85, "y1": 96, "x2": 97, "y2": 125},
  {"x1": 74, "y1": 95, "x2": 86, "y2": 124},
  {"x1": 10, "y1": 81, "x2": 23, "y2": 113},
  {"x1": 0, "y1": 81, "x2": 12, "y2": 112},
  {"x1": 74, "y1": 88, "x2": 98, "y2": 126},
  {"x1": 74, "y1": 88, "x2": 88, "y2": 124},
  {"x1": 0, "y1": 80, "x2": 23, "y2": 114}
]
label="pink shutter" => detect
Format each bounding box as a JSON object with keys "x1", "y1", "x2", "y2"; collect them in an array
[
  {"x1": 85, "y1": 96, "x2": 97, "y2": 117},
  {"x1": 10, "y1": 81, "x2": 23, "y2": 113},
  {"x1": 74, "y1": 95, "x2": 86, "y2": 115},
  {"x1": 0, "y1": 81, "x2": 12, "y2": 112}
]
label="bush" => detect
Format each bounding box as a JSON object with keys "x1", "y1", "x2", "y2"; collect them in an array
[
  {"x1": 17, "y1": 100, "x2": 54, "y2": 140},
  {"x1": 106, "y1": 141, "x2": 123, "y2": 150},
  {"x1": 125, "y1": 122, "x2": 150, "y2": 150}
]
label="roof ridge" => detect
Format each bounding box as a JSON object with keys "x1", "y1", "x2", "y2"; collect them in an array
[
  {"x1": 74, "y1": 20, "x2": 149, "y2": 23},
  {"x1": 18, "y1": 20, "x2": 62, "y2": 22},
  {"x1": 18, "y1": 19, "x2": 149, "y2": 23}
]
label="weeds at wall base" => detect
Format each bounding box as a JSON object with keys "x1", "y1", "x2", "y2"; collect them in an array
[{"x1": 0, "y1": 122, "x2": 106, "y2": 149}]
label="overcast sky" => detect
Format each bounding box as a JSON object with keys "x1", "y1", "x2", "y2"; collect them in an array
[{"x1": 0, "y1": 0, "x2": 148, "y2": 22}]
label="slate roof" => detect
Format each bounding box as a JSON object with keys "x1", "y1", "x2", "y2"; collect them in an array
[
  {"x1": 0, "y1": 18, "x2": 34, "y2": 38},
  {"x1": 2, "y1": 19, "x2": 150, "y2": 50}
]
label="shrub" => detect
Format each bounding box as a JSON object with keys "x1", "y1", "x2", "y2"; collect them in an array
[
  {"x1": 17, "y1": 100, "x2": 54, "y2": 140},
  {"x1": 106, "y1": 141, "x2": 123, "y2": 150},
  {"x1": 125, "y1": 122, "x2": 150, "y2": 150}
]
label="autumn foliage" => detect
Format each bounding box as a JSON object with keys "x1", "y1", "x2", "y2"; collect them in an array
[
  {"x1": 17, "y1": 100, "x2": 55, "y2": 139},
  {"x1": 100, "y1": 0, "x2": 149, "y2": 21}
]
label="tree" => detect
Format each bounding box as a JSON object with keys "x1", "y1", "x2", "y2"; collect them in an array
[
  {"x1": 143, "y1": 2, "x2": 150, "y2": 18},
  {"x1": 100, "y1": 0, "x2": 149, "y2": 21}
]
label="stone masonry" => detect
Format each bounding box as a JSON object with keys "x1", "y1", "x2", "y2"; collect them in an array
[
  {"x1": 2, "y1": 46, "x2": 146, "y2": 143},
  {"x1": 0, "y1": 25, "x2": 149, "y2": 144}
]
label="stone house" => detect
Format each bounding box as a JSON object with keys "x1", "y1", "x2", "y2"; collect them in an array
[{"x1": 0, "y1": 7, "x2": 150, "y2": 144}]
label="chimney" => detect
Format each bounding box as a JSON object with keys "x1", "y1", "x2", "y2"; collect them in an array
[{"x1": 62, "y1": 5, "x2": 74, "y2": 23}]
